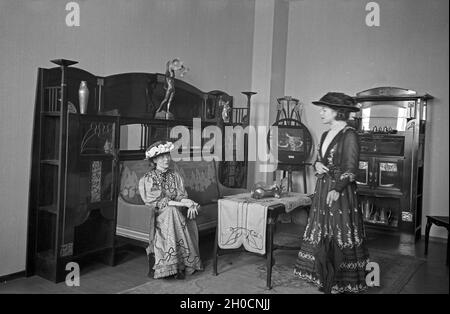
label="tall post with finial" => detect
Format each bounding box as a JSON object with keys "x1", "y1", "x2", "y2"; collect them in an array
[
  {"x1": 241, "y1": 91, "x2": 256, "y2": 124},
  {"x1": 50, "y1": 59, "x2": 78, "y2": 274}
]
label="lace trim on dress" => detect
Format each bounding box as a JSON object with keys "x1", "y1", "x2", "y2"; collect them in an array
[
  {"x1": 339, "y1": 258, "x2": 370, "y2": 270},
  {"x1": 145, "y1": 169, "x2": 178, "y2": 194},
  {"x1": 298, "y1": 251, "x2": 315, "y2": 261},
  {"x1": 303, "y1": 232, "x2": 365, "y2": 250},
  {"x1": 293, "y1": 269, "x2": 368, "y2": 294}
]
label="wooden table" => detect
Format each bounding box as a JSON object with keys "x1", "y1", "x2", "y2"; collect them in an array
[
  {"x1": 424, "y1": 215, "x2": 449, "y2": 265},
  {"x1": 212, "y1": 196, "x2": 311, "y2": 289}
]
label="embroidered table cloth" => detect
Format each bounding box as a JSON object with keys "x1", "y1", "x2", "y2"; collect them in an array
[{"x1": 218, "y1": 192, "x2": 312, "y2": 255}]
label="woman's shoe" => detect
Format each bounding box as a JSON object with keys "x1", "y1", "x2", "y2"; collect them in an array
[
  {"x1": 147, "y1": 253, "x2": 155, "y2": 278},
  {"x1": 175, "y1": 270, "x2": 185, "y2": 280}
]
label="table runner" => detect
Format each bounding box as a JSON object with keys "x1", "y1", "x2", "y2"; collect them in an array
[{"x1": 218, "y1": 192, "x2": 311, "y2": 255}]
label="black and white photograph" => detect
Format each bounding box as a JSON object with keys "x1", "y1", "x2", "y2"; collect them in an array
[{"x1": 0, "y1": 0, "x2": 448, "y2": 301}]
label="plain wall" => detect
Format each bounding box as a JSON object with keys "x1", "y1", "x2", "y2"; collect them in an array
[
  {"x1": 0, "y1": 0, "x2": 255, "y2": 277},
  {"x1": 285, "y1": 0, "x2": 449, "y2": 238}
]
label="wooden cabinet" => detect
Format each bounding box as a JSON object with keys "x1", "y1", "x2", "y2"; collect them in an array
[
  {"x1": 27, "y1": 60, "x2": 120, "y2": 282},
  {"x1": 353, "y1": 87, "x2": 432, "y2": 240}
]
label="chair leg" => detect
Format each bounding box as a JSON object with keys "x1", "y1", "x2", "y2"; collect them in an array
[
  {"x1": 213, "y1": 227, "x2": 219, "y2": 276},
  {"x1": 425, "y1": 219, "x2": 432, "y2": 255}
]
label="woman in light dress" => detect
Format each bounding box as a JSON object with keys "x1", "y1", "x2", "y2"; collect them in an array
[{"x1": 139, "y1": 140, "x2": 203, "y2": 279}]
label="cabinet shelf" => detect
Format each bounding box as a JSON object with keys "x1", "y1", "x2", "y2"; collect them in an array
[
  {"x1": 37, "y1": 249, "x2": 56, "y2": 261},
  {"x1": 79, "y1": 153, "x2": 115, "y2": 159},
  {"x1": 357, "y1": 190, "x2": 403, "y2": 198},
  {"x1": 41, "y1": 112, "x2": 61, "y2": 117},
  {"x1": 38, "y1": 205, "x2": 58, "y2": 215},
  {"x1": 40, "y1": 160, "x2": 60, "y2": 166},
  {"x1": 72, "y1": 246, "x2": 114, "y2": 260},
  {"x1": 364, "y1": 220, "x2": 398, "y2": 230}
]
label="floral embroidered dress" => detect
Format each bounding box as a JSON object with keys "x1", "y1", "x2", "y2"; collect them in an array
[
  {"x1": 139, "y1": 168, "x2": 203, "y2": 278},
  {"x1": 294, "y1": 125, "x2": 370, "y2": 293}
]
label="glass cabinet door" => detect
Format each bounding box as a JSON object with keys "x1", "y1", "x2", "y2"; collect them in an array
[
  {"x1": 356, "y1": 100, "x2": 413, "y2": 134},
  {"x1": 375, "y1": 159, "x2": 403, "y2": 191},
  {"x1": 79, "y1": 120, "x2": 116, "y2": 156},
  {"x1": 356, "y1": 160, "x2": 370, "y2": 186}
]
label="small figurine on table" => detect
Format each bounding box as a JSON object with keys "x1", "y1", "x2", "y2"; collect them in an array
[{"x1": 155, "y1": 58, "x2": 189, "y2": 120}]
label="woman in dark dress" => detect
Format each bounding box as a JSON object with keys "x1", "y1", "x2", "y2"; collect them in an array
[{"x1": 294, "y1": 92, "x2": 370, "y2": 294}]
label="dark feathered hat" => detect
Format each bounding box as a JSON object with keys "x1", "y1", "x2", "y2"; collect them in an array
[{"x1": 312, "y1": 92, "x2": 360, "y2": 112}]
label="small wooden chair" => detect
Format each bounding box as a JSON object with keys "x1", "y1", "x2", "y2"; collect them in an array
[{"x1": 424, "y1": 215, "x2": 449, "y2": 265}]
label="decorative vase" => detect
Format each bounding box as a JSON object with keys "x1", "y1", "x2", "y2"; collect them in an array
[
  {"x1": 364, "y1": 201, "x2": 371, "y2": 220},
  {"x1": 79, "y1": 81, "x2": 89, "y2": 114},
  {"x1": 380, "y1": 208, "x2": 387, "y2": 224}
]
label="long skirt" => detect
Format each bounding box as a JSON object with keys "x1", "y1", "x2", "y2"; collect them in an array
[
  {"x1": 152, "y1": 206, "x2": 203, "y2": 278},
  {"x1": 294, "y1": 176, "x2": 370, "y2": 293}
]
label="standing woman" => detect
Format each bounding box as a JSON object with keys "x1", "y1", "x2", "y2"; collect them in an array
[
  {"x1": 294, "y1": 92, "x2": 369, "y2": 294},
  {"x1": 139, "y1": 140, "x2": 203, "y2": 279}
]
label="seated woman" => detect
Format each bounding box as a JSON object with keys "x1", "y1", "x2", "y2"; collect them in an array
[{"x1": 139, "y1": 140, "x2": 203, "y2": 279}]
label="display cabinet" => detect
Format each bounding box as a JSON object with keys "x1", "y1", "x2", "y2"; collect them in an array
[
  {"x1": 27, "y1": 60, "x2": 120, "y2": 282},
  {"x1": 353, "y1": 87, "x2": 432, "y2": 240}
]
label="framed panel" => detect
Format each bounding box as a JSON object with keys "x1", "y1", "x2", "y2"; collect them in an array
[
  {"x1": 376, "y1": 159, "x2": 403, "y2": 191},
  {"x1": 356, "y1": 159, "x2": 370, "y2": 186}
]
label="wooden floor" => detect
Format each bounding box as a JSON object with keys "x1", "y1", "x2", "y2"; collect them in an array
[{"x1": 0, "y1": 224, "x2": 448, "y2": 294}]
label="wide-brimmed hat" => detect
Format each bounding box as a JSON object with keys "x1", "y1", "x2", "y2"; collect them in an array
[
  {"x1": 145, "y1": 140, "x2": 175, "y2": 160},
  {"x1": 312, "y1": 92, "x2": 360, "y2": 112}
]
